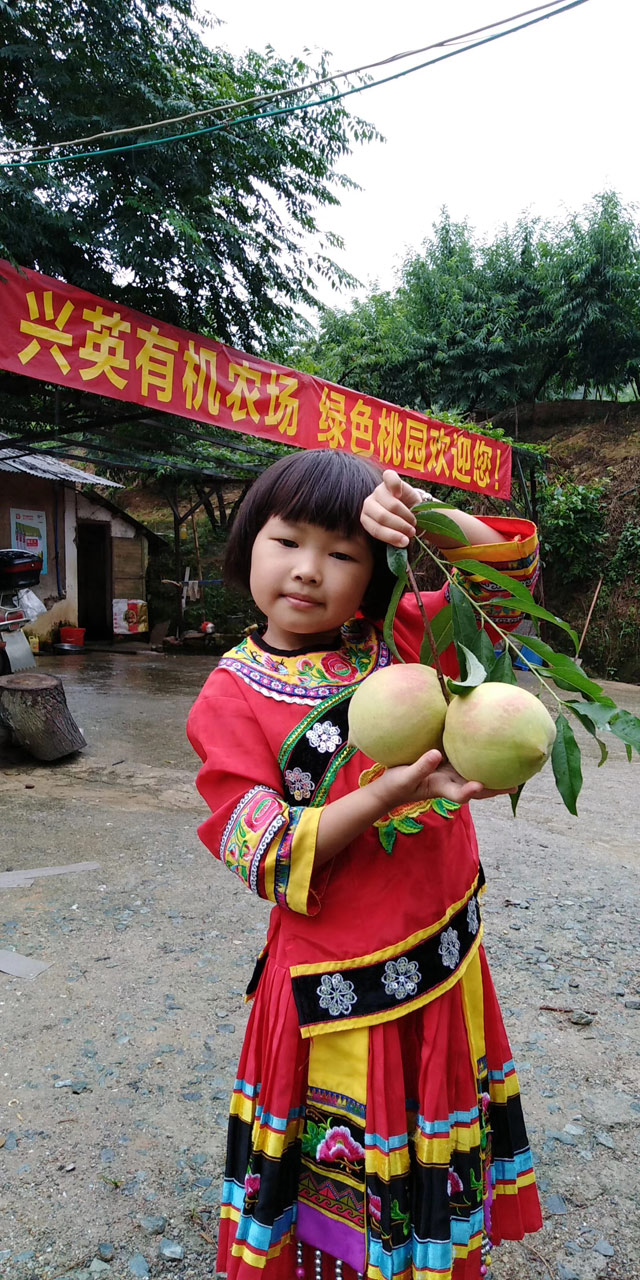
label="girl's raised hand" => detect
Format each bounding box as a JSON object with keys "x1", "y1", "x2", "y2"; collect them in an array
[
  {"x1": 375, "y1": 749, "x2": 516, "y2": 809},
  {"x1": 361, "y1": 470, "x2": 428, "y2": 547}
]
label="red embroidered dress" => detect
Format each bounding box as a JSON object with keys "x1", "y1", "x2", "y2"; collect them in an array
[{"x1": 187, "y1": 518, "x2": 543, "y2": 1280}]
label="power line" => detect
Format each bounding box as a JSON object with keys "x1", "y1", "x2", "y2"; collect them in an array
[
  {"x1": 0, "y1": 1, "x2": 573, "y2": 158},
  {"x1": 0, "y1": 0, "x2": 589, "y2": 171}
]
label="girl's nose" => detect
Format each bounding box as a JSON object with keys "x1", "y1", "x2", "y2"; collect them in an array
[{"x1": 293, "y1": 555, "x2": 321, "y2": 583}]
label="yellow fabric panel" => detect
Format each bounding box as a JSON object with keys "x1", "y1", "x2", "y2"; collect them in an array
[
  {"x1": 445, "y1": 529, "x2": 538, "y2": 565},
  {"x1": 413, "y1": 1130, "x2": 475, "y2": 1165},
  {"x1": 489, "y1": 1071, "x2": 522, "y2": 1105},
  {"x1": 459, "y1": 951, "x2": 486, "y2": 1078},
  {"x1": 230, "y1": 1226, "x2": 295, "y2": 1266},
  {"x1": 494, "y1": 1169, "x2": 537, "y2": 1196},
  {"x1": 365, "y1": 1145, "x2": 412, "y2": 1181},
  {"x1": 307, "y1": 1023, "x2": 369, "y2": 1105},
  {"x1": 287, "y1": 806, "x2": 323, "y2": 915},
  {"x1": 250, "y1": 1118, "x2": 304, "y2": 1159}
]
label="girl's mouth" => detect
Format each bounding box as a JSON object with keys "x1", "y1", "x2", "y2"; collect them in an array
[{"x1": 284, "y1": 594, "x2": 319, "y2": 608}]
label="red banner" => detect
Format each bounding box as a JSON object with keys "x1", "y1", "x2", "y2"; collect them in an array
[{"x1": 0, "y1": 261, "x2": 511, "y2": 497}]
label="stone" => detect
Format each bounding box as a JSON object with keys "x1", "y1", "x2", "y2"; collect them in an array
[
  {"x1": 595, "y1": 1131, "x2": 615, "y2": 1149},
  {"x1": 90, "y1": 1261, "x2": 112, "y2": 1275},
  {"x1": 594, "y1": 1240, "x2": 615, "y2": 1257},
  {"x1": 556, "y1": 1265, "x2": 580, "y2": 1280},
  {"x1": 570, "y1": 1011, "x2": 594, "y2": 1025},
  {"x1": 158, "y1": 1239, "x2": 185, "y2": 1261},
  {"x1": 545, "y1": 1193, "x2": 568, "y2": 1214},
  {"x1": 14, "y1": 1252, "x2": 35, "y2": 1263},
  {"x1": 624, "y1": 998, "x2": 640, "y2": 1009},
  {"x1": 128, "y1": 1256, "x2": 150, "y2": 1278},
  {"x1": 564, "y1": 1123, "x2": 585, "y2": 1136},
  {"x1": 139, "y1": 1215, "x2": 166, "y2": 1234},
  {"x1": 547, "y1": 1129, "x2": 577, "y2": 1146},
  {"x1": 98, "y1": 1245, "x2": 115, "y2": 1261}
]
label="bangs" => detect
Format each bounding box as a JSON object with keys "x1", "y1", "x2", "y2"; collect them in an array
[
  {"x1": 224, "y1": 448, "x2": 397, "y2": 619},
  {"x1": 269, "y1": 451, "x2": 381, "y2": 536}
]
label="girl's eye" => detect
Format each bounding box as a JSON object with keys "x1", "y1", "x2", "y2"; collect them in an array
[
  {"x1": 277, "y1": 538, "x2": 298, "y2": 548},
  {"x1": 331, "y1": 551, "x2": 355, "y2": 562}
]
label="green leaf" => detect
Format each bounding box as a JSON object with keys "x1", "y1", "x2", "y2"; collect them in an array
[
  {"x1": 414, "y1": 509, "x2": 470, "y2": 544},
  {"x1": 510, "y1": 782, "x2": 525, "y2": 816},
  {"x1": 419, "y1": 604, "x2": 453, "y2": 665},
  {"x1": 607, "y1": 708, "x2": 640, "y2": 755},
  {"x1": 564, "y1": 701, "x2": 609, "y2": 765},
  {"x1": 395, "y1": 816, "x2": 424, "y2": 834},
  {"x1": 488, "y1": 649, "x2": 518, "y2": 684},
  {"x1": 563, "y1": 699, "x2": 617, "y2": 731},
  {"x1": 512, "y1": 635, "x2": 609, "y2": 702},
  {"x1": 450, "y1": 583, "x2": 496, "y2": 672},
  {"x1": 377, "y1": 820, "x2": 397, "y2": 856},
  {"x1": 412, "y1": 500, "x2": 455, "y2": 512},
  {"x1": 446, "y1": 644, "x2": 488, "y2": 696},
  {"x1": 457, "y1": 562, "x2": 579, "y2": 650},
  {"x1": 383, "y1": 576, "x2": 406, "y2": 664},
  {"x1": 386, "y1": 544, "x2": 409, "y2": 580},
  {"x1": 551, "y1": 714, "x2": 583, "y2": 815}
]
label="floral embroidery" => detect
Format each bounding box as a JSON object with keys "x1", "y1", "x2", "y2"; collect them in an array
[
  {"x1": 218, "y1": 620, "x2": 390, "y2": 704},
  {"x1": 284, "y1": 766, "x2": 315, "y2": 801},
  {"x1": 390, "y1": 1198, "x2": 410, "y2": 1238},
  {"x1": 467, "y1": 896, "x2": 479, "y2": 935},
  {"x1": 381, "y1": 955, "x2": 421, "y2": 1001},
  {"x1": 306, "y1": 720, "x2": 342, "y2": 753},
  {"x1": 320, "y1": 652, "x2": 359, "y2": 681},
  {"x1": 439, "y1": 926, "x2": 461, "y2": 970},
  {"x1": 448, "y1": 1167, "x2": 464, "y2": 1197},
  {"x1": 358, "y1": 763, "x2": 459, "y2": 854},
  {"x1": 317, "y1": 972, "x2": 357, "y2": 1017},
  {"x1": 244, "y1": 1172, "x2": 261, "y2": 1198},
  {"x1": 220, "y1": 785, "x2": 286, "y2": 891},
  {"x1": 316, "y1": 1124, "x2": 365, "y2": 1164},
  {"x1": 367, "y1": 1190, "x2": 382, "y2": 1224}
]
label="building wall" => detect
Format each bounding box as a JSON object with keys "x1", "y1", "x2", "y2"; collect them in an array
[{"x1": 0, "y1": 477, "x2": 149, "y2": 643}]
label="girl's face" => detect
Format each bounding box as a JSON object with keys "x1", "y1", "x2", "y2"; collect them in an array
[{"x1": 250, "y1": 516, "x2": 375, "y2": 651}]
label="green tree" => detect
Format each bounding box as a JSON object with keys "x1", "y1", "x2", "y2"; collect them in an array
[
  {"x1": 0, "y1": 0, "x2": 377, "y2": 350},
  {"x1": 296, "y1": 195, "x2": 640, "y2": 419},
  {"x1": 544, "y1": 191, "x2": 640, "y2": 399}
]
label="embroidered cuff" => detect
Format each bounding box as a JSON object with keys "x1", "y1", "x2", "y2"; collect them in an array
[{"x1": 219, "y1": 786, "x2": 322, "y2": 915}]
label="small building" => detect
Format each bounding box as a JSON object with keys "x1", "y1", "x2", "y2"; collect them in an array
[{"x1": 0, "y1": 440, "x2": 165, "y2": 643}]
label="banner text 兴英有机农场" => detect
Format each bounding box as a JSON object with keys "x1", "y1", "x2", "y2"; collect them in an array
[{"x1": 0, "y1": 260, "x2": 512, "y2": 497}]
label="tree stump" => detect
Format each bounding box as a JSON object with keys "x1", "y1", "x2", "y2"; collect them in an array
[{"x1": 0, "y1": 672, "x2": 87, "y2": 761}]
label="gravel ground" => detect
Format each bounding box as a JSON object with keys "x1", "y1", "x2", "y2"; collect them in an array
[{"x1": 1, "y1": 652, "x2": 639, "y2": 1280}]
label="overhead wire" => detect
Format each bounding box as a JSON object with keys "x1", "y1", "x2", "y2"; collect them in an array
[
  {"x1": 0, "y1": 0, "x2": 589, "y2": 171},
  {"x1": 1, "y1": 0, "x2": 575, "y2": 157}
]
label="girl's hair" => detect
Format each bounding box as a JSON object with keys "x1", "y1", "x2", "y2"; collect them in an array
[{"x1": 225, "y1": 449, "x2": 397, "y2": 619}]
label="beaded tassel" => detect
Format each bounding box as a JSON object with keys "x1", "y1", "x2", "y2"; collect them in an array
[
  {"x1": 295, "y1": 1241, "x2": 305, "y2": 1280},
  {"x1": 334, "y1": 1260, "x2": 343, "y2": 1280},
  {"x1": 314, "y1": 1249, "x2": 323, "y2": 1280}
]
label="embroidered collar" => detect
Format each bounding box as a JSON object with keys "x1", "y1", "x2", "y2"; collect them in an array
[{"x1": 218, "y1": 618, "x2": 391, "y2": 704}]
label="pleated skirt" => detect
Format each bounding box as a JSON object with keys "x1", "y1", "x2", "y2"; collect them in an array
[{"x1": 217, "y1": 946, "x2": 542, "y2": 1280}]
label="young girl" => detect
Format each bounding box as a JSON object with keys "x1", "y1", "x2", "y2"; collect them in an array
[{"x1": 187, "y1": 450, "x2": 543, "y2": 1280}]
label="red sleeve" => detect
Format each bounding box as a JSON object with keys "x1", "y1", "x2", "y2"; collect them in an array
[{"x1": 187, "y1": 671, "x2": 323, "y2": 915}]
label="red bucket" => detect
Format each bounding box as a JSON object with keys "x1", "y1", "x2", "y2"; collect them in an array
[{"x1": 59, "y1": 626, "x2": 86, "y2": 646}]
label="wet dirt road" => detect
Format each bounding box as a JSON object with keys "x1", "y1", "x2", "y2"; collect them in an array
[{"x1": 1, "y1": 651, "x2": 639, "y2": 1280}]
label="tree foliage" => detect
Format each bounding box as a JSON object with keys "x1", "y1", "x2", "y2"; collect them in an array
[
  {"x1": 299, "y1": 193, "x2": 640, "y2": 417},
  {"x1": 0, "y1": 0, "x2": 377, "y2": 350}
]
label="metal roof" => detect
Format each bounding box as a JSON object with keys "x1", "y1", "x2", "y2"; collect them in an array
[{"x1": 0, "y1": 435, "x2": 122, "y2": 487}]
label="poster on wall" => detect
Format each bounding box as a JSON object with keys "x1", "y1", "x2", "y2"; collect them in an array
[{"x1": 10, "y1": 508, "x2": 47, "y2": 574}]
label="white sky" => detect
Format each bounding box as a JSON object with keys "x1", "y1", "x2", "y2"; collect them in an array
[{"x1": 204, "y1": 0, "x2": 639, "y2": 305}]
